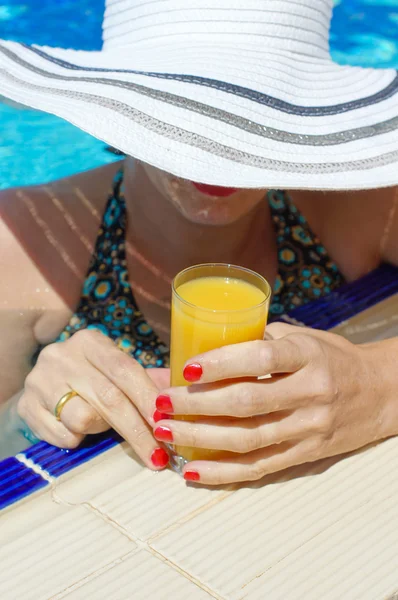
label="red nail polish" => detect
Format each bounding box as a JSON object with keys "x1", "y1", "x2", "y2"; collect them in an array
[
  {"x1": 184, "y1": 470, "x2": 200, "y2": 482},
  {"x1": 183, "y1": 363, "x2": 203, "y2": 383},
  {"x1": 153, "y1": 409, "x2": 170, "y2": 423},
  {"x1": 151, "y1": 448, "x2": 169, "y2": 468},
  {"x1": 156, "y1": 394, "x2": 173, "y2": 413},
  {"x1": 154, "y1": 426, "x2": 174, "y2": 443}
]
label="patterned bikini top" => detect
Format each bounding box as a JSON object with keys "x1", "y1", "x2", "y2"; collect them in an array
[{"x1": 57, "y1": 170, "x2": 344, "y2": 368}]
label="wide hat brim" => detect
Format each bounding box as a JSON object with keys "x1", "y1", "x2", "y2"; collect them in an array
[{"x1": 0, "y1": 0, "x2": 397, "y2": 190}]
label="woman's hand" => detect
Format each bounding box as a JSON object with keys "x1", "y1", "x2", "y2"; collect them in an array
[
  {"x1": 154, "y1": 323, "x2": 391, "y2": 484},
  {"x1": 18, "y1": 329, "x2": 171, "y2": 470}
]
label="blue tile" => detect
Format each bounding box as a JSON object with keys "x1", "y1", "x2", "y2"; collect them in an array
[
  {"x1": 22, "y1": 431, "x2": 122, "y2": 478},
  {"x1": 0, "y1": 458, "x2": 47, "y2": 511},
  {"x1": 286, "y1": 264, "x2": 398, "y2": 330}
]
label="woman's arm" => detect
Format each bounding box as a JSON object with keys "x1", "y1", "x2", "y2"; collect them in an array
[
  {"x1": 0, "y1": 214, "x2": 71, "y2": 403},
  {"x1": 0, "y1": 163, "x2": 120, "y2": 403},
  {"x1": 367, "y1": 335, "x2": 398, "y2": 440}
]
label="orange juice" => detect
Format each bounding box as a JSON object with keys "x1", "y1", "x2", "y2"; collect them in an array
[{"x1": 170, "y1": 265, "x2": 271, "y2": 463}]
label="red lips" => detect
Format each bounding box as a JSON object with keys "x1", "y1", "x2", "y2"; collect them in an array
[{"x1": 192, "y1": 182, "x2": 237, "y2": 197}]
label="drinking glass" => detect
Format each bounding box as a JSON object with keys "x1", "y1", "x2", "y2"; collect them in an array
[{"x1": 169, "y1": 263, "x2": 271, "y2": 472}]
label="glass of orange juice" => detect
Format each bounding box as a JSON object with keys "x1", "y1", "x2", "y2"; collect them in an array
[{"x1": 169, "y1": 263, "x2": 271, "y2": 472}]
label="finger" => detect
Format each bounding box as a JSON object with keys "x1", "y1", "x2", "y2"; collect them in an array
[
  {"x1": 57, "y1": 394, "x2": 110, "y2": 436},
  {"x1": 182, "y1": 337, "x2": 308, "y2": 384},
  {"x1": 28, "y1": 362, "x2": 111, "y2": 435},
  {"x1": 36, "y1": 407, "x2": 85, "y2": 449},
  {"x1": 67, "y1": 366, "x2": 169, "y2": 470},
  {"x1": 266, "y1": 322, "x2": 301, "y2": 338},
  {"x1": 18, "y1": 393, "x2": 84, "y2": 449},
  {"x1": 78, "y1": 330, "x2": 160, "y2": 423},
  {"x1": 267, "y1": 322, "x2": 329, "y2": 342},
  {"x1": 154, "y1": 411, "x2": 309, "y2": 454},
  {"x1": 182, "y1": 438, "x2": 317, "y2": 486},
  {"x1": 158, "y1": 376, "x2": 304, "y2": 417},
  {"x1": 147, "y1": 368, "x2": 171, "y2": 391},
  {"x1": 40, "y1": 385, "x2": 110, "y2": 435}
]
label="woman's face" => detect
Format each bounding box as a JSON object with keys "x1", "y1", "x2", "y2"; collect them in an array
[{"x1": 142, "y1": 163, "x2": 266, "y2": 226}]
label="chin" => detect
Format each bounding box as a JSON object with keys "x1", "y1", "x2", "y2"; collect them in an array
[{"x1": 180, "y1": 206, "x2": 243, "y2": 226}]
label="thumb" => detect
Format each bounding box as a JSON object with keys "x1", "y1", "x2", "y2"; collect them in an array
[{"x1": 265, "y1": 322, "x2": 304, "y2": 339}]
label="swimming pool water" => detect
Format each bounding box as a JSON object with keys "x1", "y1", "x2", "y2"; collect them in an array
[{"x1": 0, "y1": 0, "x2": 398, "y2": 190}]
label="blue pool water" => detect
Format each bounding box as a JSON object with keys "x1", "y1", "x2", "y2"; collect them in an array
[{"x1": 1, "y1": 0, "x2": 398, "y2": 190}]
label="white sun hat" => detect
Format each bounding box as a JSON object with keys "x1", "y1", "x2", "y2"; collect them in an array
[{"x1": 0, "y1": 0, "x2": 397, "y2": 190}]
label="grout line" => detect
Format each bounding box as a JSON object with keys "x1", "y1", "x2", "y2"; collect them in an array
[
  {"x1": 79, "y1": 500, "x2": 226, "y2": 600},
  {"x1": 143, "y1": 545, "x2": 227, "y2": 600},
  {"x1": 15, "y1": 453, "x2": 56, "y2": 487},
  {"x1": 147, "y1": 487, "x2": 237, "y2": 544},
  {"x1": 14, "y1": 453, "x2": 227, "y2": 597},
  {"x1": 81, "y1": 501, "x2": 138, "y2": 543}
]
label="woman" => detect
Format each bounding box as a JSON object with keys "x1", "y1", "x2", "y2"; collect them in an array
[{"x1": 0, "y1": 0, "x2": 397, "y2": 484}]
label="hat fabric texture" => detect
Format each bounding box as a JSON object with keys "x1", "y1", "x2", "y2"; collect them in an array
[{"x1": 0, "y1": 0, "x2": 397, "y2": 190}]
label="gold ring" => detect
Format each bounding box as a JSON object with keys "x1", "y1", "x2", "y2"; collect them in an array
[{"x1": 54, "y1": 390, "x2": 78, "y2": 421}]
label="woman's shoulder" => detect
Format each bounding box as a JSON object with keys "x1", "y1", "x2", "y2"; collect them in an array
[
  {"x1": 0, "y1": 161, "x2": 121, "y2": 223},
  {"x1": 293, "y1": 187, "x2": 397, "y2": 281},
  {"x1": 0, "y1": 163, "x2": 122, "y2": 399},
  {"x1": 0, "y1": 161, "x2": 121, "y2": 232},
  {"x1": 0, "y1": 162, "x2": 122, "y2": 313}
]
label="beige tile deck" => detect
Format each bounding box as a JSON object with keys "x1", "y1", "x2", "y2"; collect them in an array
[
  {"x1": 88, "y1": 467, "x2": 233, "y2": 541},
  {"x1": 1, "y1": 485, "x2": 63, "y2": 545},
  {"x1": 0, "y1": 502, "x2": 135, "y2": 600},
  {"x1": 58, "y1": 550, "x2": 215, "y2": 600},
  {"x1": 151, "y1": 438, "x2": 398, "y2": 599},
  {"x1": 54, "y1": 442, "x2": 144, "y2": 505},
  {"x1": 239, "y1": 492, "x2": 398, "y2": 600},
  {"x1": 332, "y1": 293, "x2": 398, "y2": 343},
  {"x1": 3, "y1": 444, "x2": 398, "y2": 600}
]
